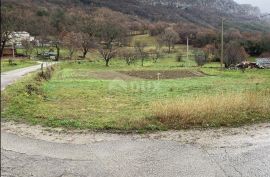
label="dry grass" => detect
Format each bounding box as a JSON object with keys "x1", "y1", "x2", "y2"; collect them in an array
[{"x1": 153, "y1": 90, "x2": 270, "y2": 129}]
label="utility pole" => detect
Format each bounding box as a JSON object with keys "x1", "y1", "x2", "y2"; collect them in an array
[
  {"x1": 220, "y1": 18, "x2": 225, "y2": 70},
  {"x1": 186, "y1": 36, "x2": 189, "y2": 61},
  {"x1": 12, "y1": 43, "x2": 15, "y2": 59}
]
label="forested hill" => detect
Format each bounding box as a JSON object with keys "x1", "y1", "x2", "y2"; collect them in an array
[
  {"x1": 2, "y1": 0, "x2": 270, "y2": 33},
  {"x1": 71, "y1": 0, "x2": 268, "y2": 31}
]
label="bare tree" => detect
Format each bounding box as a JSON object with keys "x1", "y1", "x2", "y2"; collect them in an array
[
  {"x1": 79, "y1": 16, "x2": 97, "y2": 58},
  {"x1": 62, "y1": 32, "x2": 81, "y2": 60},
  {"x1": 50, "y1": 36, "x2": 62, "y2": 61},
  {"x1": 119, "y1": 48, "x2": 137, "y2": 65},
  {"x1": 224, "y1": 42, "x2": 248, "y2": 68},
  {"x1": 96, "y1": 22, "x2": 123, "y2": 66},
  {"x1": 203, "y1": 44, "x2": 218, "y2": 62},
  {"x1": 148, "y1": 22, "x2": 169, "y2": 36},
  {"x1": 98, "y1": 46, "x2": 118, "y2": 66},
  {"x1": 94, "y1": 9, "x2": 128, "y2": 66},
  {"x1": 149, "y1": 45, "x2": 162, "y2": 63},
  {"x1": 0, "y1": 9, "x2": 18, "y2": 57},
  {"x1": 21, "y1": 40, "x2": 33, "y2": 59},
  {"x1": 134, "y1": 40, "x2": 147, "y2": 66},
  {"x1": 160, "y1": 27, "x2": 179, "y2": 53},
  {"x1": 80, "y1": 33, "x2": 96, "y2": 58},
  {"x1": 194, "y1": 51, "x2": 207, "y2": 67}
]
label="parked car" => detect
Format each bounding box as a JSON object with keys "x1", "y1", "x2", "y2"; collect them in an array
[{"x1": 38, "y1": 51, "x2": 57, "y2": 60}]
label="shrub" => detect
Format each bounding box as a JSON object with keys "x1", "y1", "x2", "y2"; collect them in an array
[
  {"x1": 224, "y1": 41, "x2": 248, "y2": 68},
  {"x1": 194, "y1": 52, "x2": 207, "y2": 67},
  {"x1": 118, "y1": 48, "x2": 137, "y2": 65},
  {"x1": 176, "y1": 53, "x2": 183, "y2": 62},
  {"x1": 36, "y1": 66, "x2": 55, "y2": 81},
  {"x1": 25, "y1": 83, "x2": 41, "y2": 95}
]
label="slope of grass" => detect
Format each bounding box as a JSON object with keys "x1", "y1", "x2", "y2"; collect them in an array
[
  {"x1": 2, "y1": 58, "x2": 270, "y2": 132},
  {"x1": 1, "y1": 34, "x2": 270, "y2": 131}
]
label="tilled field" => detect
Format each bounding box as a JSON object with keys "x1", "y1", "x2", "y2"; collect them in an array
[{"x1": 119, "y1": 70, "x2": 205, "y2": 80}]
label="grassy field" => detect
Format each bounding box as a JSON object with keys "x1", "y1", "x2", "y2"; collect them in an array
[
  {"x1": 1, "y1": 59, "x2": 38, "y2": 72},
  {"x1": 1, "y1": 58, "x2": 270, "y2": 132},
  {"x1": 1, "y1": 35, "x2": 270, "y2": 132}
]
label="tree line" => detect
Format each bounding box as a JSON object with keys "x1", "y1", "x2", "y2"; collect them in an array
[{"x1": 1, "y1": 3, "x2": 270, "y2": 68}]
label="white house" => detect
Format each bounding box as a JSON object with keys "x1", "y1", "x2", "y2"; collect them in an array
[
  {"x1": 256, "y1": 58, "x2": 270, "y2": 68},
  {"x1": 9, "y1": 31, "x2": 35, "y2": 46}
]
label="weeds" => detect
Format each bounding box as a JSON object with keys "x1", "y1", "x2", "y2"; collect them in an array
[
  {"x1": 36, "y1": 66, "x2": 55, "y2": 81},
  {"x1": 153, "y1": 90, "x2": 270, "y2": 129}
]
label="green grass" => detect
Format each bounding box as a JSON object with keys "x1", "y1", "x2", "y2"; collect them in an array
[
  {"x1": 1, "y1": 59, "x2": 39, "y2": 72},
  {"x1": 2, "y1": 57, "x2": 270, "y2": 132},
  {"x1": 1, "y1": 34, "x2": 270, "y2": 132}
]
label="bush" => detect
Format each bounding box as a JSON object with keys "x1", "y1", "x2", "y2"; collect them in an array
[
  {"x1": 224, "y1": 41, "x2": 248, "y2": 68},
  {"x1": 36, "y1": 66, "x2": 55, "y2": 81},
  {"x1": 176, "y1": 53, "x2": 183, "y2": 62},
  {"x1": 25, "y1": 83, "x2": 41, "y2": 95},
  {"x1": 118, "y1": 48, "x2": 137, "y2": 65},
  {"x1": 194, "y1": 52, "x2": 207, "y2": 67}
]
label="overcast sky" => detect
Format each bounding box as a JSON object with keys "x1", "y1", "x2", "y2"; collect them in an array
[{"x1": 234, "y1": 0, "x2": 270, "y2": 13}]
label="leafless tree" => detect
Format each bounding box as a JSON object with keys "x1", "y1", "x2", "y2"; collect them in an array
[
  {"x1": 80, "y1": 33, "x2": 96, "y2": 58},
  {"x1": 119, "y1": 48, "x2": 137, "y2": 65},
  {"x1": 96, "y1": 22, "x2": 124, "y2": 66},
  {"x1": 0, "y1": 9, "x2": 18, "y2": 57},
  {"x1": 224, "y1": 42, "x2": 248, "y2": 68},
  {"x1": 194, "y1": 51, "x2": 207, "y2": 67},
  {"x1": 78, "y1": 16, "x2": 97, "y2": 58},
  {"x1": 149, "y1": 44, "x2": 162, "y2": 63},
  {"x1": 94, "y1": 9, "x2": 128, "y2": 66},
  {"x1": 203, "y1": 44, "x2": 218, "y2": 62},
  {"x1": 134, "y1": 40, "x2": 147, "y2": 66},
  {"x1": 160, "y1": 27, "x2": 179, "y2": 53},
  {"x1": 62, "y1": 32, "x2": 81, "y2": 60},
  {"x1": 21, "y1": 40, "x2": 33, "y2": 59}
]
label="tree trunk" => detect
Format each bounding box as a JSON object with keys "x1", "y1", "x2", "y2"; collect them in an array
[
  {"x1": 35, "y1": 48, "x2": 39, "y2": 56},
  {"x1": 0, "y1": 41, "x2": 6, "y2": 58},
  {"x1": 82, "y1": 48, "x2": 88, "y2": 58},
  {"x1": 105, "y1": 59, "x2": 109, "y2": 67},
  {"x1": 56, "y1": 46, "x2": 60, "y2": 61},
  {"x1": 141, "y1": 58, "x2": 144, "y2": 66},
  {"x1": 168, "y1": 44, "x2": 171, "y2": 53}
]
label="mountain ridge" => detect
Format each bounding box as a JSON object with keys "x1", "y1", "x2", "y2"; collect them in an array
[{"x1": 2, "y1": 0, "x2": 270, "y2": 32}]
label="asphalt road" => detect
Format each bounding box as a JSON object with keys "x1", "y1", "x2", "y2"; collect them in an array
[
  {"x1": 1, "y1": 65, "x2": 270, "y2": 177},
  {"x1": 1, "y1": 62, "x2": 54, "y2": 90}
]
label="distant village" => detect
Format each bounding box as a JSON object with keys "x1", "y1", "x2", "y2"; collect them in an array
[
  {"x1": 3, "y1": 31, "x2": 35, "y2": 57},
  {"x1": 3, "y1": 31, "x2": 270, "y2": 69},
  {"x1": 2, "y1": 31, "x2": 59, "y2": 61}
]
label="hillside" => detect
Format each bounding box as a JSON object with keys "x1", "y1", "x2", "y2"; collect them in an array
[
  {"x1": 2, "y1": 0, "x2": 270, "y2": 32},
  {"x1": 79, "y1": 0, "x2": 269, "y2": 31}
]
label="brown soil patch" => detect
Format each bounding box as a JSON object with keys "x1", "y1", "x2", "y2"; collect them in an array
[
  {"x1": 88, "y1": 71, "x2": 139, "y2": 80},
  {"x1": 119, "y1": 70, "x2": 205, "y2": 80},
  {"x1": 87, "y1": 70, "x2": 204, "y2": 80}
]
